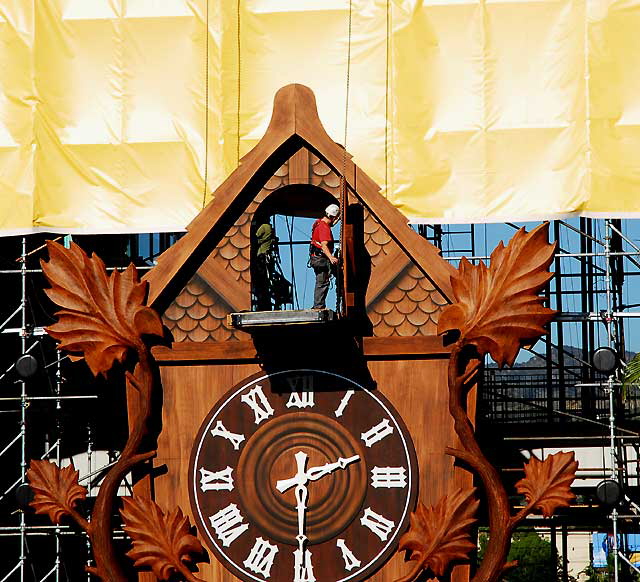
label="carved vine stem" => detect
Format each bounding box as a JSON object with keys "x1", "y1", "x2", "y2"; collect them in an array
[
  {"x1": 446, "y1": 343, "x2": 515, "y2": 582},
  {"x1": 435, "y1": 223, "x2": 575, "y2": 582},
  {"x1": 28, "y1": 241, "x2": 207, "y2": 581},
  {"x1": 30, "y1": 345, "x2": 159, "y2": 582},
  {"x1": 88, "y1": 347, "x2": 157, "y2": 582},
  {"x1": 26, "y1": 241, "x2": 168, "y2": 582}
]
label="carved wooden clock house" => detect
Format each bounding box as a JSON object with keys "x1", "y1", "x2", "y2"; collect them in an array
[
  {"x1": 29, "y1": 83, "x2": 576, "y2": 582},
  {"x1": 138, "y1": 83, "x2": 472, "y2": 582}
]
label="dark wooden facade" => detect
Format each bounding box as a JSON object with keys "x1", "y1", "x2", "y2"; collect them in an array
[{"x1": 140, "y1": 84, "x2": 474, "y2": 582}]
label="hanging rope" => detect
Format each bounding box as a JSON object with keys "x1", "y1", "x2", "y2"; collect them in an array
[
  {"x1": 202, "y1": 0, "x2": 210, "y2": 208},
  {"x1": 338, "y1": 0, "x2": 353, "y2": 314},
  {"x1": 341, "y1": 0, "x2": 353, "y2": 198},
  {"x1": 236, "y1": 0, "x2": 242, "y2": 166},
  {"x1": 384, "y1": 0, "x2": 390, "y2": 198}
]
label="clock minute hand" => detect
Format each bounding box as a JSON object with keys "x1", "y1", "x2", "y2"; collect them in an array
[
  {"x1": 295, "y1": 483, "x2": 308, "y2": 543},
  {"x1": 306, "y1": 455, "x2": 361, "y2": 482},
  {"x1": 274, "y1": 452, "x2": 310, "y2": 546}
]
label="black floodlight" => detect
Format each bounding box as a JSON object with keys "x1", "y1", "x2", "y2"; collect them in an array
[
  {"x1": 15, "y1": 354, "x2": 38, "y2": 379},
  {"x1": 595, "y1": 479, "x2": 622, "y2": 506},
  {"x1": 592, "y1": 347, "x2": 618, "y2": 374},
  {"x1": 15, "y1": 483, "x2": 34, "y2": 510}
]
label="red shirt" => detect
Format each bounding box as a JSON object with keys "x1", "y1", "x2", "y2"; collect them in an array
[{"x1": 311, "y1": 219, "x2": 333, "y2": 252}]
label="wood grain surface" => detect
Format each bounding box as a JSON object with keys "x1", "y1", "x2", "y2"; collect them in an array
[{"x1": 150, "y1": 352, "x2": 473, "y2": 582}]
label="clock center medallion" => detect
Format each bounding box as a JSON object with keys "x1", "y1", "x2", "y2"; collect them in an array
[{"x1": 236, "y1": 412, "x2": 367, "y2": 545}]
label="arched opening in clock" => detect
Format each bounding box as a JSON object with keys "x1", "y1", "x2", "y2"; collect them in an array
[{"x1": 232, "y1": 185, "x2": 343, "y2": 327}]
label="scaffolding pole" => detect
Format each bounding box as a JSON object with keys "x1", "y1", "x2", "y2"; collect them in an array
[{"x1": 20, "y1": 237, "x2": 26, "y2": 582}]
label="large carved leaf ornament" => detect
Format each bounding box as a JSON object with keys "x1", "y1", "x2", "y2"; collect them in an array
[
  {"x1": 27, "y1": 460, "x2": 88, "y2": 525},
  {"x1": 516, "y1": 451, "x2": 578, "y2": 517},
  {"x1": 41, "y1": 240, "x2": 163, "y2": 376},
  {"x1": 396, "y1": 488, "x2": 479, "y2": 582},
  {"x1": 121, "y1": 496, "x2": 206, "y2": 582},
  {"x1": 437, "y1": 223, "x2": 556, "y2": 367}
]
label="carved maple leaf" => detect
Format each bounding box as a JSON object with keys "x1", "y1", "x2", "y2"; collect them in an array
[
  {"x1": 397, "y1": 488, "x2": 479, "y2": 580},
  {"x1": 515, "y1": 451, "x2": 578, "y2": 517},
  {"x1": 121, "y1": 496, "x2": 206, "y2": 582},
  {"x1": 41, "y1": 240, "x2": 163, "y2": 376},
  {"x1": 26, "y1": 460, "x2": 87, "y2": 525},
  {"x1": 437, "y1": 223, "x2": 556, "y2": 367}
]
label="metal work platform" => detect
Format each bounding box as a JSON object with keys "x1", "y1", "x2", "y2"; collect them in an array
[{"x1": 228, "y1": 308, "x2": 336, "y2": 329}]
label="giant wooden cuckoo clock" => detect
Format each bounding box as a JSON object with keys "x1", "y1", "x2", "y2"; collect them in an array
[
  {"x1": 27, "y1": 84, "x2": 577, "y2": 582},
  {"x1": 137, "y1": 84, "x2": 470, "y2": 582}
]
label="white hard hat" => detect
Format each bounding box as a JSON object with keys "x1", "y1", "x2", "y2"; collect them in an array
[{"x1": 325, "y1": 204, "x2": 340, "y2": 218}]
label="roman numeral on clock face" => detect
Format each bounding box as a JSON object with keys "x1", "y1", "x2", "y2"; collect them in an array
[
  {"x1": 293, "y1": 548, "x2": 316, "y2": 582},
  {"x1": 243, "y1": 537, "x2": 279, "y2": 578},
  {"x1": 209, "y1": 420, "x2": 245, "y2": 450},
  {"x1": 360, "y1": 507, "x2": 396, "y2": 541},
  {"x1": 336, "y1": 539, "x2": 361, "y2": 571},
  {"x1": 199, "y1": 466, "x2": 234, "y2": 491},
  {"x1": 371, "y1": 466, "x2": 407, "y2": 488},
  {"x1": 208, "y1": 503, "x2": 249, "y2": 547},
  {"x1": 286, "y1": 390, "x2": 314, "y2": 409},
  {"x1": 286, "y1": 375, "x2": 314, "y2": 409},
  {"x1": 334, "y1": 390, "x2": 354, "y2": 418},
  {"x1": 360, "y1": 418, "x2": 394, "y2": 447},
  {"x1": 241, "y1": 384, "x2": 274, "y2": 425},
  {"x1": 286, "y1": 374, "x2": 313, "y2": 392}
]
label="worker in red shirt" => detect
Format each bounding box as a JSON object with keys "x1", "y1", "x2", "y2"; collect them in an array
[{"x1": 309, "y1": 203, "x2": 340, "y2": 309}]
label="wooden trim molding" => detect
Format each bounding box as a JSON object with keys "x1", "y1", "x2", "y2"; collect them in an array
[
  {"x1": 363, "y1": 336, "x2": 451, "y2": 357},
  {"x1": 152, "y1": 341, "x2": 259, "y2": 362},
  {"x1": 152, "y1": 335, "x2": 451, "y2": 364},
  {"x1": 197, "y1": 258, "x2": 250, "y2": 312}
]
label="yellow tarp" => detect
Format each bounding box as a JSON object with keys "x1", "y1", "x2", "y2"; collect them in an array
[{"x1": 1, "y1": 0, "x2": 639, "y2": 234}]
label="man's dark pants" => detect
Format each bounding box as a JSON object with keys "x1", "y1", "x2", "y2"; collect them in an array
[{"x1": 310, "y1": 255, "x2": 330, "y2": 309}]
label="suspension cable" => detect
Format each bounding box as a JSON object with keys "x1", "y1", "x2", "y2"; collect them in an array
[
  {"x1": 202, "y1": 0, "x2": 210, "y2": 208},
  {"x1": 338, "y1": 0, "x2": 353, "y2": 314}
]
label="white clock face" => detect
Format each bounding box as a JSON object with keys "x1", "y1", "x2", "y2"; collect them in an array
[{"x1": 189, "y1": 369, "x2": 418, "y2": 582}]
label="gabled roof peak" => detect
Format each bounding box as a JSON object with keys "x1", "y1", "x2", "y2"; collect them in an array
[{"x1": 144, "y1": 84, "x2": 454, "y2": 312}]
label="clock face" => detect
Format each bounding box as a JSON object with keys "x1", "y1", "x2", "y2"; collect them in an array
[{"x1": 189, "y1": 369, "x2": 418, "y2": 582}]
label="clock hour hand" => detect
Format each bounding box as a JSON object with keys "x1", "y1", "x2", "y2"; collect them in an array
[
  {"x1": 306, "y1": 455, "x2": 360, "y2": 482},
  {"x1": 276, "y1": 451, "x2": 309, "y2": 493}
]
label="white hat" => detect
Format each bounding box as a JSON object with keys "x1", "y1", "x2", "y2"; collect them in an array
[{"x1": 325, "y1": 203, "x2": 340, "y2": 218}]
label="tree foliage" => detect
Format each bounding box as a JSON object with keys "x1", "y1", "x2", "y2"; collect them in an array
[{"x1": 478, "y1": 530, "x2": 573, "y2": 582}]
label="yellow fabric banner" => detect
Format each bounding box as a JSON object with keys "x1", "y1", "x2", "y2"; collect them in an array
[{"x1": 1, "y1": 0, "x2": 639, "y2": 234}]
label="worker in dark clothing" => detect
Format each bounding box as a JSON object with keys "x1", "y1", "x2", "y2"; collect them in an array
[
  {"x1": 309, "y1": 203, "x2": 339, "y2": 309},
  {"x1": 253, "y1": 218, "x2": 292, "y2": 311},
  {"x1": 253, "y1": 220, "x2": 277, "y2": 311}
]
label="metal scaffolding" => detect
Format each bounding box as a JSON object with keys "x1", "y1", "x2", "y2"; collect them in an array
[
  {"x1": 0, "y1": 234, "x2": 169, "y2": 581},
  {"x1": 0, "y1": 221, "x2": 639, "y2": 580}
]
